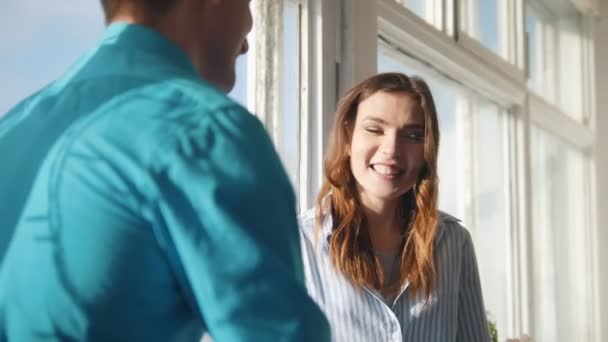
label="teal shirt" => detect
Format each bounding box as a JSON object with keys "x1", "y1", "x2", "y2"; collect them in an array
[{"x1": 0, "y1": 23, "x2": 329, "y2": 342}]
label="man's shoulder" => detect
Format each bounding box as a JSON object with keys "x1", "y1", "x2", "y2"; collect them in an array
[
  {"x1": 130, "y1": 77, "x2": 254, "y2": 134},
  {"x1": 163, "y1": 77, "x2": 240, "y2": 112},
  {"x1": 64, "y1": 74, "x2": 253, "y2": 140}
]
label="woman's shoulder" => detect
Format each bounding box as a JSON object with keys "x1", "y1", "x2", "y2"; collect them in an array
[
  {"x1": 298, "y1": 207, "x2": 317, "y2": 226},
  {"x1": 438, "y1": 210, "x2": 462, "y2": 227},
  {"x1": 298, "y1": 206, "x2": 321, "y2": 242},
  {"x1": 437, "y1": 211, "x2": 472, "y2": 246},
  {"x1": 298, "y1": 206, "x2": 333, "y2": 245}
]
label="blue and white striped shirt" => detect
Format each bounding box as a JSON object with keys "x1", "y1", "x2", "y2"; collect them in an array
[{"x1": 299, "y1": 207, "x2": 491, "y2": 342}]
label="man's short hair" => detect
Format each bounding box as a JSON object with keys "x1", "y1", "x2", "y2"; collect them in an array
[{"x1": 100, "y1": 0, "x2": 177, "y2": 21}]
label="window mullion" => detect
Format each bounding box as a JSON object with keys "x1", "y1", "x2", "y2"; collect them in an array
[{"x1": 251, "y1": 0, "x2": 283, "y2": 141}]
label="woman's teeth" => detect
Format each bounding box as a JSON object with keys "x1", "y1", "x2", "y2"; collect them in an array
[{"x1": 372, "y1": 164, "x2": 400, "y2": 175}]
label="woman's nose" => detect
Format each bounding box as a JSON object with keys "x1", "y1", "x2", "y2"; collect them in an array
[{"x1": 379, "y1": 134, "x2": 400, "y2": 157}]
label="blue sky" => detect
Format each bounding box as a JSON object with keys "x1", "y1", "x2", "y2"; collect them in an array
[
  {"x1": 0, "y1": 1, "x2": 249, "y2": 115},
  {"x1": 0, "y1": 1, "x2": 106, "y2": 114}
]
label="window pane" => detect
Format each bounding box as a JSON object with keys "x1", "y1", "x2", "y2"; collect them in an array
[
  {"x1": 0, "y1": 1, "x2": 104, "y2": 115},
  {"x1": 526, "y1": 11, "x2": 541, "y2": 91},
  {"x1": 531, "y1": 126, "x2": 592, "y2": 341},
  {"x1": 394, "y1": 0, "x2": 442, "y2": 30},
  {"x1": 556, "y1": 15, "x2": 583, "y2": 119},
  {"x1": 525, "y1": 6, "x2": 556, "y2": 103},
  {"x1": 402, "y1": 0, "x2": 427, "y2": 20},
  {"x1": 473, "y1": 99, "x2": 509, "y2": 342},
  {"x1": 477, "y1": 0, "x2": 501, "y2": 53},
  {"x1": 526, "y1": 5, "x2": 584, "y2": 121},
  {"x1": 462, "y1": 0, "x2": 507, "y2": 59},
  {"x1": 279, "y1": 0, "x2": 301, "y2": 195}
]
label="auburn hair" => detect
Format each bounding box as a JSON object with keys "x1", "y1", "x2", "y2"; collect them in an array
[{"x1": 316, "y1": 72, "x2": 440, "y2": 300}]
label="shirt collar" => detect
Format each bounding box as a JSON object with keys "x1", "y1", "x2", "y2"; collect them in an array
[{"x1": 100, "y1": 22, "x2": 199, "y2": 78}]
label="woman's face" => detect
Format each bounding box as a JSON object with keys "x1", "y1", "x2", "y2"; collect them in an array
[{"x1": 349, "y1": 91, "x2": 426, "y2": 205}]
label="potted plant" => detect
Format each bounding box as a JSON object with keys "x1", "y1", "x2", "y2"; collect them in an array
[{"x1": 487, "y1": 312, "x2": 498, "y2": 342}]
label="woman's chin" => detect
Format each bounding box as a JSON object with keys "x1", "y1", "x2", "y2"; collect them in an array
[{"x1": 360, "y1": 189, "x2": 407, "y2": 203}]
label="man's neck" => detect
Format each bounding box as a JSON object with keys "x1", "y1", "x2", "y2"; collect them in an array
[{"x1": 108, "y1": 10, "x2": 203, "y2": 77}]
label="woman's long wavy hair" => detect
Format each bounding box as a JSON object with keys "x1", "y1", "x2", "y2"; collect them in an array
[{"x1": 316, "y1": 72, "x2": 440, "y2": 300}]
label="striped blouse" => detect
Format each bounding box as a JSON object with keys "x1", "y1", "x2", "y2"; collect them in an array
[{"x1": 298, "y1": 207, "x2": 491, "y2": 342}]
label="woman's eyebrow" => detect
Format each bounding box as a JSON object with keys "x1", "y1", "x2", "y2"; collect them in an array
[
  {"x1": 361, "y1": 116, "x2": 425, "y2": 129},
  {"x1": 361, "y1": 116, "x2": 388, "y2": 124}
]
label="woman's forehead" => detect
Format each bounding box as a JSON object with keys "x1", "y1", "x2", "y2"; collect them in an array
[{"x1": 356, "y1": 91, "x2": 424, "y2": 126}]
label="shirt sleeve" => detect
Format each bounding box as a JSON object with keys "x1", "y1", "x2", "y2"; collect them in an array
[
  {"x1": 152, "y1": 106, "x2": 330, "y2": 341},
  {"x1": 456, "y1": 230, "x2": 492, "y2": 342}
]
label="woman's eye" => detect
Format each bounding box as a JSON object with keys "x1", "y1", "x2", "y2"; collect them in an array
[
  {"x1": 403, "y1": 131, "x2": 425, "y2": 143},
  {"x1": 365, "y1": 127, "x2": 382, "y2": 134}
]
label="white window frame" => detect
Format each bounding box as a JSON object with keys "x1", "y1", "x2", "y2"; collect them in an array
[
  {"x1": 250, "y1": 0, "x2": 600, "y2": 339},
  {"x1": 248, "y1": 0, "x2": 338, "y2": 213},
  {"x1": 525, "y1": 0, "x2": 558, "y2": 101},
  {"x1": 298, "y1": 0, "x2": 339, "y2": 211},
  {"x1": 528, "y1": 93, "x2": 593, "y2": 150}
]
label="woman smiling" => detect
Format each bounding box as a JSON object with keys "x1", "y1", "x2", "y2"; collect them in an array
[{"x1": 299, "y1": 72, "x2": 491, "y2": 342}]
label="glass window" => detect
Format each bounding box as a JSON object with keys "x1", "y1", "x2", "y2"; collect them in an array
[
  {"x1": 379, "y1": 44, "x2": 512, "y2": 341},
  {"x1": 526, "y1": 11, "x2": 541, "y2": 92},
  {"x1": 0, "y1": 1, "x2": 104, "y2": 115},
  {"x1": 402, "y1": 0, "x2": 427, "y2": 20},
  {"x1": 477, "y1": 0, "x2": 501, "y2": 53},
  {"x1": 525, "y1": 5, "x2": 557, "y2": 103},
  {"x1": 556, "y1": 14, "x2": 584, "y2": 119},
  {"x1": 472, "y1": 99, "x2": 509, "y2": 342},
  {"x1": 525, "y1": 3, "x2": 584, "y2": 121},
  {"x1": 278, "y1": 0, "x2": 302, "y2": 195},
  {"x1": 394, "y1": 0, "x2": 443, "y2": 31},
  {"x1": 530, "y1": 126, "x2": 593, "y2": 342},
  {"x1": 461, "y1": 0, "x2": 509, "y2": 59}
]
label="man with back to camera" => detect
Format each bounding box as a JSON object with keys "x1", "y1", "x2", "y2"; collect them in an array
[{"x1": 0, "y1": 0, "x2": 330, "y2": 340}]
